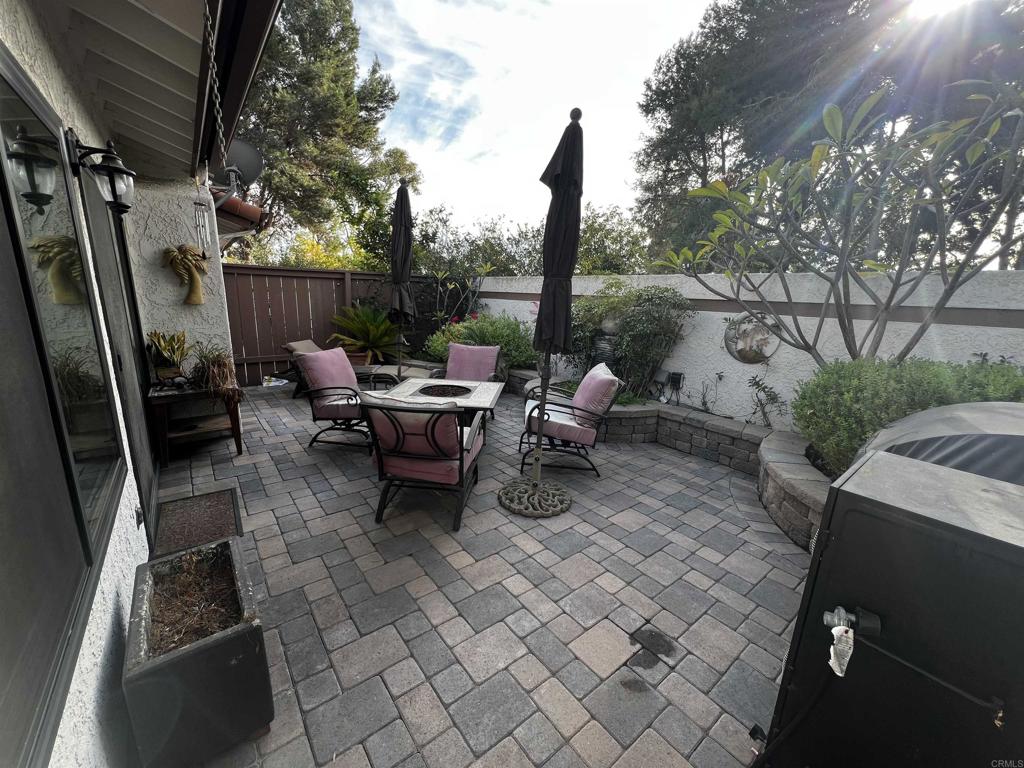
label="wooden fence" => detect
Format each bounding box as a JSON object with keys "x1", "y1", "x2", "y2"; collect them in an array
[{"x1": 223, "y1": 264, "x2": 438, "y2": 386}]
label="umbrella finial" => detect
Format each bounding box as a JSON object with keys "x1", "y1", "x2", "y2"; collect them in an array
[
  {"x1": 399, "y1": 177, "x2": 408, "y2": 187},
  {"x1": 570, "y1": 108, "x2": 582, "y2": 121}
]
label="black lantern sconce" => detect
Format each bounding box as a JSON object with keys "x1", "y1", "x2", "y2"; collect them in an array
[
  {"x1": 5, "y1": 124, "x2": 58, "y2": 214},
  {"x1": 68, "y1": 130, "x2": 136, "y2": 214}
]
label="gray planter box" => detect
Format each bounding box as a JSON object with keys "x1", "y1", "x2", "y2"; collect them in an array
[{"x1": 123, "y1": 538, "x2": 274, "y2": 767}]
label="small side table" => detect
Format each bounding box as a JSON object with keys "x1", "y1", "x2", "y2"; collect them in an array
[{"x1": 148, "y1": 386, "x2": 243, "y2": 468}]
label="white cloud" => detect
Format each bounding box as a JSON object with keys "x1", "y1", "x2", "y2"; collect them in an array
[{"x1": 353, "y1": 0, "x2": 710, "y2": 226}]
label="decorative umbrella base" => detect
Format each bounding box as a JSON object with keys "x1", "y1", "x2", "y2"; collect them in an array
[{"x1": 498, "y1": 477, "x2": 572, "y2": 518}]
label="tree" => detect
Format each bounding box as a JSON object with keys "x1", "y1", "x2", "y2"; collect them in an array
[
  {"x1": 236, "y1": 0, "x2": 420, "y2": 247},
  {"x1": 667, "y1": 87, "x2": 1024, "y2": 366},
  {"x1": 576, "y1": 204, "x2": 650, "y2": 275},
  {"x1": 638, "y1": 0, "x2": 1024, "y2": 263}
]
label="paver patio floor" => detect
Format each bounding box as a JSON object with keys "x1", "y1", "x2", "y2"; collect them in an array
[{"x1": 159, "y1": 387, "x2": 809, "y2": 768}]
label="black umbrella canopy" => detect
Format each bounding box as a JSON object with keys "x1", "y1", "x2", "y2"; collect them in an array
[
  {"x1": 389, "y1": 178, "x2": 416, "y2": 322},
  {"x1": 533, "y1": 108, "x2": 583, "y2": 353}
]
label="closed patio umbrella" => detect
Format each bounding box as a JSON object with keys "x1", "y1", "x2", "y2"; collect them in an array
[
  {"x1": 500, "y1": 108, "x2": 583, "y2": 518},
  {"x1": 389, "y1": 178, "x2": 416, "y2": 378}
]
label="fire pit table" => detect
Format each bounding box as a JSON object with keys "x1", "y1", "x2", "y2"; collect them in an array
[{"x1": 385, "y1": 378, "x2": 504, "y2": 441}]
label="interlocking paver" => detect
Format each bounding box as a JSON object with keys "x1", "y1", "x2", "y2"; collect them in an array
[
  {"x1": 449, "y1": 671, "x2": 537, "y2": 754},
  {"x1": 453, "y1": 622, "x2": 528, "y2": 683},
  {"x1": 612, "y1": 729, "x2": 691, "y2": 768},
  {"x1": 168, "y1": 390, "x2": 807, "y2": 768},
  {"x1": 398, "y1": 682, "x2": 453, "y2": 745},
  {"x1": 569, "y1": 619, "x2": 635, "y2": 678},
  {"x1": 514, "y1": 712, "x2": 565, "y2": 763},
  {"x1": 570, "y1": 720, "x2": 622, "y2": 768},
  {"x1": 584, "y1": 668, "x2": 669, "y2": 746},
  {"x1": 306, "y1": 677, "x2": 399, "y2": 764}
]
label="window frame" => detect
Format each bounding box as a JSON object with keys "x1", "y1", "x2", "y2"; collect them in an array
[{"x1": 0, "y1": 40, "x2": 128, "y2": 766}]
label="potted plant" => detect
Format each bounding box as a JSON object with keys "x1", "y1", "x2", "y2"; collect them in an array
[
  {"x1": 123, "y1": 537, "x2": 274, "y2": 767},
  {"x1": 147, "y1": 330, "x2": 191, "y2": 383},
  {"x1": 188, "y1": 341, "x2": 243, "y2": 405}
]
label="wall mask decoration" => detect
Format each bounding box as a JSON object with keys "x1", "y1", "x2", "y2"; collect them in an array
[
  {"x1": 31, "y1": 234, "x2": 84, "y2": 304},
  {"x1": 162, "y1": 243, "x2": 209, "y2": 304},
  {"x1": 724, "y1": 312, "x2": 781, "y2": 364}
]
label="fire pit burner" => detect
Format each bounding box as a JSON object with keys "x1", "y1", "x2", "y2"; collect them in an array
[{"x1": 417, "y1": 384, "x2": 473, "y2": 398}]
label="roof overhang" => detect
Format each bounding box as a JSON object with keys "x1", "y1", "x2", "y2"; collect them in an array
[{"x1": 37, "y1": 0, "x2": 280, "y2": 179}]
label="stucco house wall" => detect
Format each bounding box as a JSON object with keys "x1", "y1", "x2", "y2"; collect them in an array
[
  {"x1": 0, "y1": 1, "x2": 228, "y2": 764},
  {"x1": 481, "y1": 271, "x2": 1024, "y2": 429}
]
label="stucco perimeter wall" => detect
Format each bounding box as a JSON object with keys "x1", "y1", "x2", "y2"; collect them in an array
[
  {"x1": 480, "y1": 271, "x2": 1024, "y2": 428},
  {"x1": 125, "y1": 179, "x2": 232, "y2": 350},
  {"x1": 2, "y1": 3, "x2": 159, "y2": 765}
]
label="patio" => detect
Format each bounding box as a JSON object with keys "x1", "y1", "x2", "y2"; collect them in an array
[{"x1": 159, "y1": 386, "x2": 809, "y2": 768}]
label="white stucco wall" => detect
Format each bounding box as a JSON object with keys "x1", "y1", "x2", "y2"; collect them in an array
[
  {"x1": 481, "y1": 272, "x2": 1024, "y2": 428},
  {"x1": 0, "y1": 2, "x2": 225, "y2": 765},
  {"x1": 125, "y1": 179, "x2": 233, "y2": 351}
]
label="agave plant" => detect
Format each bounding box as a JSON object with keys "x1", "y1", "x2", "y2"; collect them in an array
[
  {"x1": 328, "y1": 304, "x2": 399, "y2": 363},
  {"x1": 162, "y1": 244, "x2": 208, "y2": 305},
  {"x1": 31, "y1": 234, "x2": 84, "y2": 304}
]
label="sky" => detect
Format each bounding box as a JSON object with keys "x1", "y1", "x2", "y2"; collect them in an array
[{"x1": 352, "y1": 0, "x2": 711, "y2": 227}]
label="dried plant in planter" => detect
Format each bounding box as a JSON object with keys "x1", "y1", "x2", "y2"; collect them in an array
[
  {"x1": 189, "y1": 341, "x2": 242, "y2": 404},
  {"x1": 162, "y1": 244, "x2": 209, "y2": 305},
  {"x1": 148, "y1": 546, "x2": 242, "y2": 656},
  {"x1": 31, "y1": 234, "x2": 84, "y2": 304}
]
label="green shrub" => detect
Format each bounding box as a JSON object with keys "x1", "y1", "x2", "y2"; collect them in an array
[
  {"x1": 566, "y1": 281, "x2": 694, "y2": 397},
  {"x1": 421, "y1": 313, "x2": 536, "y2": 369},
  {"x1": 557, "y1": 378, "x2": 647, "y2": 406},
  {"x1": 792, "y1": 358, "x2": 1024, "y2": 475}
]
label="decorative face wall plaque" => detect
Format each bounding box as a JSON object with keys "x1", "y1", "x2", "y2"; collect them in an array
[{"x1": 724, "y1": 313, "x2": 781, "y2": 364}]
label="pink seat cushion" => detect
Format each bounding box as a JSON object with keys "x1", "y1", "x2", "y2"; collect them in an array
[
  {"x1": 295, "y1": 348, "x2": 360, "y2": 418},
  {"x1": 570, "y1": 363, "x2": 619, "y2": 426},
  {"x1": 524, "y1": 400, "x2": 598, "y2": 445},
  {"x1": 317, "y1": 397, "x2": 361, "y2": 421},
  {"x1": 447, "y1": 343, "x2": 499, "y2": 382},
  {"x1": 380, "y1": 429, "x2": 483, "y2": 485}
]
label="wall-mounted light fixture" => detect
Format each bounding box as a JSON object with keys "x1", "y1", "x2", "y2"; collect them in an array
[
  {"x1": 5, "y1": 124, "x2": 57, "y2": 214},
  {"x1": 70, "y1": 133, "x2": 136, "y2": 214}
]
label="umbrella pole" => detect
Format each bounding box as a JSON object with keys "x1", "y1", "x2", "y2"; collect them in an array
[
  {"x1": 530, "y1": 351, "x2": 552, "y2": 489},
  {"x1": 397, "y1": 320, "x2": 403, "y2": 380},
  {"x1": 498, "y1": 350, "x2": 571, "y2": 518}
]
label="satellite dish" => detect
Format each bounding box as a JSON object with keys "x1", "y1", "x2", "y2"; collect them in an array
[{"x1": 212, "y1": 139, "x2": 263, "y2": 187}]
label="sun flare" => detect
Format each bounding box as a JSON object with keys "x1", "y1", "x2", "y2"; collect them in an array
[{"x1": 907, "y1": 0, "x2": 978, "y2": 18}]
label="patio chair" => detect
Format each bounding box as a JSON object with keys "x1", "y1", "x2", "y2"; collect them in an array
[
  {"x1": 361, "y1": 391, "x2": 484, "y2": 531},
  {"x1": 295, "y1": 347, "x2": 375, "y2": 451},
  {"x1": 281, "y1": 339, "x2": 324, "y2": 398},
  {"x1": 517, "y1": 362, "x2": 622, "y2": 477},
  {"x1": 430, "y1": 342, "x2": 502, "y2": 418},
  {"x1": 430, "y1": 343, "x2": 503, "y2": 382}
]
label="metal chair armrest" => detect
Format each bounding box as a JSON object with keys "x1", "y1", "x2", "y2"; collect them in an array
[
  {"x1": 463, "y1": 411, "x2": 484, "y2": 451},
  {"x1": 306, "y1": 386, "x2": 361, "y2": 402},
  {"x1": 525, "y1": 398, "x2": 607, "y2": 425},
  {"x1": 429, "y1": 368, "x2": 447, "y2": 379}
]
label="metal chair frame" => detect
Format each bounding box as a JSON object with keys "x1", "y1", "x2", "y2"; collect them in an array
[
  {"x1": 517, "y1": 380, "x2": 622, "y2": 477},
  {"x1": 364, "y1": 400, "x2": 483, "y2": 531}
]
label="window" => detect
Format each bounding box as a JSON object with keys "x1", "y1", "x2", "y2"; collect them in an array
[{"x1": 0, "y1": 46, "x2": 126, "y2": 766}]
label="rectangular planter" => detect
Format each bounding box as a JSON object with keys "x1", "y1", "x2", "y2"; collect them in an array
[{"x1": 123, "y1": 537, "x2": 274, "y2": 767}]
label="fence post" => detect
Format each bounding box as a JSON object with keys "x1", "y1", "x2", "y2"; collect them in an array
[{"x1": 343, "y1": 271, "x2": 352, "y2": 308}]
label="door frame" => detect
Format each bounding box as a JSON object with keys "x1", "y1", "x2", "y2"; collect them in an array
[
  {"x1": 0, "y1": 40, "x2": 128, "y2": 766},
  {"x1": 72, "y1": 141, "x2": 160, "y2": 548}
]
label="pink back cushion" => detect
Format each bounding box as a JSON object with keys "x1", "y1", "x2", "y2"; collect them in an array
[
  {"x1": 447, "y1": 343, "x2": 499, "y2": 381},
  {"x1": 296, "y1": 348, "x2": 359, "y2": 413},
  {"x1": 571, "y1": 363, "x2": 619, "y2": 424},
  {"x1": 362, "y1": 394, "x2": 461, "y2": 457}
]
